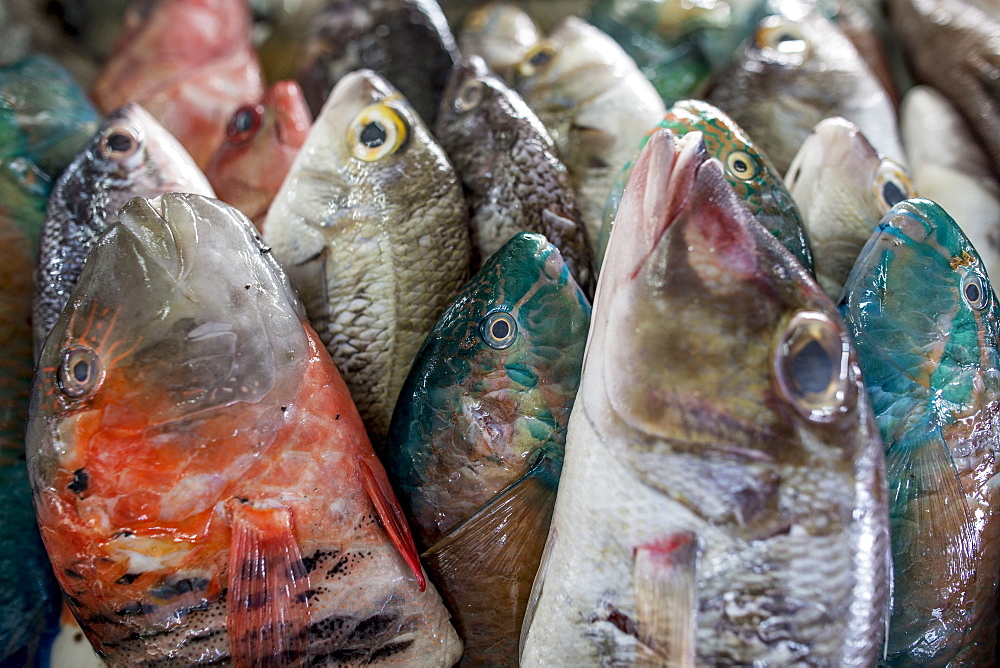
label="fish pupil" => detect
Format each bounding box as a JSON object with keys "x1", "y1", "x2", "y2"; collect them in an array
[
  {"x1": 106, "y1": 132, "x2": 133, "y2": 153},
  {"x1": 791, "y1": 339, "x2": 832, "y2": 395},
  {"x1": 732, "y1": 159, "x2": 748, "y2": 174},
  {"x1": 234, "y1": 109, "x2": 255, "y2": 133},
  {"x1": 966, "y1": 281, "x2": 982, "y2": 304},
  {"x1": 492, "y1": 319, "x2": 510, "y2": 340},
  {"x1": 73, "y1": 359, "x2": 90, "y2": 383},
  {"x1": 882, "y1": 180, "x2": 906, "y2": 207},
  {"x1": 529, "y1": 49, "x2": 552, "y2": 68},
  {"x1": 361, "y1": 121, "x2": 387, "y2": 148}
]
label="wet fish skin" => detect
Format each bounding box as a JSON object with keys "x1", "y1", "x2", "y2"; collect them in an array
[
  {"x1": 840, "y1": 198, "x2": 1000, "y2": 665},
  {"x1": 785, "y1": 116, "x2": 914, "y2": 299},
  {"x1": 457, "y1": 1, "x2": 542, "y2": 83},
  {"x1": 297, "y1": 0, "x2": 459, "y2": 127},
  {"x1": 27, "y1": 193, "x2": 462, "y2": 666},
  {"x1": 436, "y1": 57, "x2": 595, "y2": 294},
  {"x1": 204, "y1": 80, "x2": 312, "y2": 232},
  {"x1": 264, "y1": 70, "x2": 471, "y2": 449},
  {"x1": 521, "y1": 129, "x2": 889, "y2": 665}
]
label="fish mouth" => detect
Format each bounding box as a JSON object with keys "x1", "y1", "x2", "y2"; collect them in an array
[{"x1": 785, "y1": 117, "x2": 876, "y2": 190}]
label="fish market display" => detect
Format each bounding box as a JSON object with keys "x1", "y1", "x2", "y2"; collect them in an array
[
  {"x1": 709, "y1": 0, "x2": 906, "y2": 174},
  {"x1": 297, "y1": 0, "x2": 460, "y2": 127},
  {"x1": 264, "y1": 70, "x2": 471, "y2": 449},
  {"x1": 436, "y1": 57, "x2": 595, "y2": 294},
  {"x1": 600, "y1": 98, "x2": 813, "y2": 272},
  {"x1": 204, "y1": 80, "x2": 311, "y2": 232},
  {"x1": 840, "y1": 198, "x2": 1000, "y2": 664},
  {"x1": 457, "y1": 1, "x2": 542, "y2": 82},
  {"x1": 34, "y1": 104, "x2": 215, "y2": 354},
  {"x1": 512, "y1": 15, "x2": 667, "y2": 249},
  {"x1": 27, "y1": 193, "x2": 462, "y2": 666},
  {"x1": 91, "y1": 0, "x2": 266, "y2": 169},
  {"x1": 386, "y1": 231, "x2": 589, "y2": 666},
  {"x1": 901, "y1": 86, "x2": 1000, "y2": 281},
  {"x1": 521, "y1": 129, "x2": 890, "y2": 665},
  {"x1": 888, "y1": 0, "x2": 1000, "y2": 180},
  {"x1": 785, "y1": 116, "x2": 914, "y2": 299}
]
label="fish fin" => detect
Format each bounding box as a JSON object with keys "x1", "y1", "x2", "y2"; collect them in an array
[
  {"x1": 423, "y1": 457, "x2": 560, "y2": 654},
  {"x1": 358, "y1": 455, "x2": 426, "y2": 591},
  {"x1": 633, "y1": 533, "x2": 698, "y2": 667},
  {"x1": 226, "y1": 501, "x2": 310, "y2": 668},
  {"x1": 884, "y1": 424, "x2": 976, "y2": 652}
]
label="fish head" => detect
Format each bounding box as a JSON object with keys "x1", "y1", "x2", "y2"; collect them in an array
[
  {"x1": 29, "y1": 194, "x2": 308, "y2": 526},
  {"x1": 458, "y1": 1, "x2": 541, "y2": 80}
]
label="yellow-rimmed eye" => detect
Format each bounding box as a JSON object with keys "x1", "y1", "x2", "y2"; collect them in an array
[
  {"x1": 872, "y1": 160, "x2": 913, "y2": 213},
  {"x1": 58, "y1": 345, "x2": 103, "y2": 398},
  {"x1": 454, "y1": 78, "x2": 486, "y2": 113},
  {"x1": 348, "y1": 103, "x2": 407, "y2": 162},
  {"x1": 518, "y1": 42, "x2": 556, "y2": 78},
  {"x1": 725, "y1": 150, "x2": 759, "y2": 181},
  {"x1": 756, "y1": 19, "x2": 811, "y2": 61},
  {"x1": 100, "y1": 125, "x2": 140, "y2": 160},
  {"x1": 962, "y1": 272, "x2": 990, "y2": 310},
  {"x1": 480, "y1": 311, "x2": 518, "y2": 349},
  {"x1": 774, "y1": 312, "x2": 851, "y2": 422}
]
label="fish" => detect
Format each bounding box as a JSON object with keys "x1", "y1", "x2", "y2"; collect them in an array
[
  {"x1": 90, "y1": 0, "x2": 266, "y2": 169},
  {"x1": 0, "y1": 55, "x2": 96, "y2": 664},
  {"x1": 385, "y1": 231, "x2": 590, "y2": 666},
  {"x1": 600, "y1": 98, "x2": 813, "y2": 272},
  {"x1": 520, "y1": 129, "x2": 890, "y2": 665},
  {"x1": 901, "y1": 86, "x2": 1000, "y2": 282},
  {"x1": 888, "y1": 0, "x2": 1000, "y2": 181},
  {"x1": 296, "y1": 0, "x2": 460, "y2": 127},
  {"x1": 435, "y1": 57, "x2": 595, "y2": 294},
  {"x1": 708, "y1": 0, "x2": 905, "y2": 174},
  {"x1": 263, "y1": 70, "x2": 471, "y2": 449},
  {"x1": 27, "y1": 193, "x2": 463, "y2": 666},
  {"x1": 204, "y1": 80, "x2": 312, "y2": 232},
  {"x1": 457, "y1": 1, "x2": 542, "y2": 83},
  {"x1": 34, "y1": 103, "x2": 215, "y2": 354},
  {"x1": 839, "y1": 198, "x2": 1000, "y2": 665},
  {"x1": 785, "y1": 116, "x2": 914, "y2": 299},
  {"x1": 512, "y1": 16, "x2": 667, "y2": 250}
]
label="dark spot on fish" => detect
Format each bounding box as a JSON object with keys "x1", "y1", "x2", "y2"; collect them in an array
[
  {"x1": 245, "y1": 284, "x2": 251, "y2": 290},
  {"x1": 116, "y1": 601, "x2": 158, "y2": 617},
  {"x1": 245, "y1": 589, "x2": 269, "y2": 609},
  {"x1": 360, "y1": 121, "x2": 387, "y2": 148},
  {"x1": 528, "y1": 49, "x2": 552, "y2": 68},
  {"x1": 260, "y1": 245, "x2": 271, "y2": 255},
  {"x1": 236, "y1": 496, "x2": 249, "y2": 504},
  {"x1": 113, "y1": 530, "x2": 133, "y2": 538},
  {"x1": 281, "y1": 405, "x2": 288, "y2": 413},
  {"x1": 349, "y1": 613, "x2": 395, "y2": 642},
  {"x1": 335, "y1": 413, "x2": 340, "y2": 421},
  {"x1": 371, "y1": 639, "x2": 416, "y2": 662},
  {"x1": 590, "y1": 606, "x2": 637, "y2": 636},
  {"x1": 325, "y1": 555, "x2": 350, "y2": 578},
  {"x1": 68, "y1": 468, "x2": 88, "y2": 494},
  {"x1": 73, "y1": 633, "x2": 83, "y2": 643},
  {"x1": 296, "y1": 589, "x2": 315, "y2": 604},
  {"x1": 63, "y1": 568, "x2": 84, "y2": 579},
  {"x1": 116, "y1": 573, "x2": 139, "y2": 585},
  {"x1": 150, "y1": 577, "x2": 209, "y2": 600},
  {"x1": 290, "y1": 558, "x2": 307, "y2": 580}
]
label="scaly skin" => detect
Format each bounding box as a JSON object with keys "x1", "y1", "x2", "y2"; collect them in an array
[{"x1": 840, "y1": 198, "x2": 1000, "y2": 665}]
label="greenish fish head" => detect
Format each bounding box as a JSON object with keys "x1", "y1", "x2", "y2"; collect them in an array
[
  {"x1": 840, "y1": 198, "x2": 1000, "y2": 442},
  {"x1": 388, "y1": 231, "x2": 590, "y2": 503}
]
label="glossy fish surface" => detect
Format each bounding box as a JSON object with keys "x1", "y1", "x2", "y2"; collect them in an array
[
  {"x1": 457, "y1": 1, "x2": 542, "y2": 82},
  {"x1": 436, "y1": 57, "x2": 594, "y2": 294},
  {"x1": 520, "y1": 129, "x2": 890, "y2": 665},
  {"x1": 264, "y1": 70, "x2": 471, "y2": 449},
  {"x1": 27, "y1": 193, "x2": 462, "y2": 666},
  {"x1": 34, "y1": 103, "x2": 215, "y2": 354},
  {"x1": 785, "y1": 116, "x2": 914, "y2": 299},
  {"x1": 840, "y1": 198, "x2": 1000, "y2": 665}
]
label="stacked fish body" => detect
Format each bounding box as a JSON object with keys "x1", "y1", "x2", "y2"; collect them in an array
[
  {"x1": 27, "y1": 193, "x2": 462, "y2": 666},
  {"x1": 457, "y1": 2, "x2": 542, "y2": 82},
  {"x1": 521, "y1": 129, "x2": 890, "y2": 664},
  {"x1": 840, "y1": 198, "x2": 1000, "y2": 664}
]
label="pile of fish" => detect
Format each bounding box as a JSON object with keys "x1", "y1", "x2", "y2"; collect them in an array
[{"x1": 1, "y1": 0, "x2": 999, "y2": 665}]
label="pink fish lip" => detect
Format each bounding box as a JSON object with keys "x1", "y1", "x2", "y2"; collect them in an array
[{"x1": 264, "y1": 80, "x2": 311, "y2": 149}]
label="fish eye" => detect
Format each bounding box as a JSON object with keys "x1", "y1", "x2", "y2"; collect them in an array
[
  {"x1": 100, "y1": 125, "x2": 140, "y2": 159},
  {"x1": 774, "y1": 312, "x2": 851, "y2": 421},
  {"x1": 756, "y1": 19, "x2": 811, "y2": 61},
  {"x1": 962, "y1": 272, "x2": 990, "y2": 310},
  {"x1": 725, "y1": 150, "x2": 759, "y2": 181},
  {"x1": 227, "y1": 105, "x2": 264, "y2": 144},
  {"x1": 518, "y1": 42, "x2": 556, "y2": 78},
  {"x1": 872, "y1": 160, "x2": 913, "y2": 213},
  {"x1": 348, "y1": 103, "x2": 408, "y2": 162},
  {"x1": 454, "y1": 78, "x2": 486, "y2": 113},
  {"x1": 58, "y1": 345, "x2": 103, "y2": 398},
  {"x1": 479, "y1": 311, "x2": 518, "y2": 349}
]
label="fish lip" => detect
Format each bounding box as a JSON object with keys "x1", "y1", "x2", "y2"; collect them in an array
[{"x1": 265, "y1": 80, "x2": 310, "y2": 149}]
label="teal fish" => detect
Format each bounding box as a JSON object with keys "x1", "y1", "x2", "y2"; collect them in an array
[
  {"x1": 386, "y1": 232, "x2": 590, "y2": 666},
  {"x1": 600, "y1": 99, "x2": 813, "y2": 272},
  {"x1": 840, "y1": 198, "x2": 1000, "y2": 664}
]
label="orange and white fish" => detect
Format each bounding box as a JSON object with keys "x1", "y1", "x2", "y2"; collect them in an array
[{"x1": 26, "y1": 194, "x2": 462, "y2": 666}]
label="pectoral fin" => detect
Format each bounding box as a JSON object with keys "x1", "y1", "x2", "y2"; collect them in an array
[
  {"x1": 634, "y1": 533, "x2": 698, "y2": 668},
  {"x1": 358, "y1": 455, "x2": 425, "y2": 591},
  {"x1": 226, "y1": 501, "x2": 310, "y2": 668}
]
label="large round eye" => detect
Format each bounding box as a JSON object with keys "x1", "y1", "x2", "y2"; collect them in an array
[
  {"x1": 774, "y1": 312, "x2": 851, "y2": 421},
  {"x1": 349, "y1": 103, "x2": 408, "y2": 162},
  {"x1": 725, "y1": 150, "x2": 759, "y2": 181},
  {"x1": 99, "y1": 125, "x2": 140, "y2": 159},
  {"x1": 872, "y1": 160, "x2": 913, "y2": 213},
  {"x1": 58, "y1": 345, "x2": 103, "y2": 398},
  {"x1": 227, "y1": 105, "x2": 264, "y2": 144},
  {"x1": 479, "y1": 311, "x2": 518, "y2": 349},
  {"x1": 756, "y1": 19, "x2": 811, "y2": 61},
  {"x1": 454, "y1": 78, "x2": 486, "y2": 114},
  {"x1": 517, "y1": 42, "x2": 556, "y2": 78},
  {"x1": 962, "y1": 272, "x2": 990, "y2": 310}
]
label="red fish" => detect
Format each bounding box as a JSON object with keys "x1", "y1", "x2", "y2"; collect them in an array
[
  {"x1": 27, "y1": 194, "x2": 462, "y2": 666},
  {"x1": 90, "y1": 0, "x2": 266, "y2": 169},
  {"x1": 204, "y1": 81, "x2": 311, "y2": 232}
]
